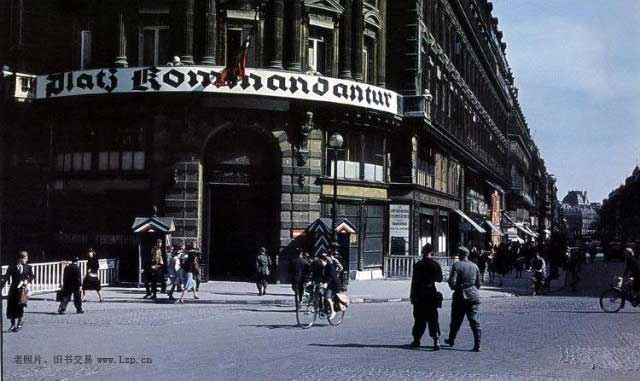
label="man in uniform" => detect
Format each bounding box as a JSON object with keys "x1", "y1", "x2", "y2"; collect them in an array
[
  {"x1": 409, "y1": 243, "x2": 443, "y2": 350},
  {"x1": 445, "y1": 246, "x2": 482, "y2": 352}
]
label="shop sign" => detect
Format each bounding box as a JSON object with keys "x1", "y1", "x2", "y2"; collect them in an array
[
  {"x1": 35, "y1": 66, "x2": 400, "y2": 115},
  {"x1": 389, "y1": 204, "x2": 410, "y2": 255}
]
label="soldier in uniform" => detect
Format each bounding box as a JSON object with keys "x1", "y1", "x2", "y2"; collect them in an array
[
  {"x1": 445, "y1": 246, "x2": 482, "y2": 352},
  {"x1": 409, "y1": 243, "x2": 443, "y2": 350},
  {"x1": 144, "y1": 239, "x2": 164, "y2": 300}
]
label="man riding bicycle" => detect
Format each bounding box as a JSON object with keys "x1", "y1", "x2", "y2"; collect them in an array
[
  {"x1": 310, "y1": 254, "x2": 342, "y2": 320},
  {"x1": 623, "y1": 248, "x2": 640, "y2": 303},
  {"x1": 529, "y1": 252, "x2": 546, "y2": 295}
]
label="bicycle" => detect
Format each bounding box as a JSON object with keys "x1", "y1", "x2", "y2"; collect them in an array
[
  {"x1": 600, "y1": 277, "x2": 639, "y2": 313},
  {"x1": 296, "y1": 283, "x2": 346, "y2": 329}
]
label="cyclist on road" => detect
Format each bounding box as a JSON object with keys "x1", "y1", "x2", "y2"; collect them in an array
[
  {"x1": 623, "y1": 247, "x2": 640, "y2": 303},
  {"x1": 529, "y1": 252, "x2": 546, "y2": 295},
  {"x1": 311, "y1": 254, "x2": 342, "y2": 320}
]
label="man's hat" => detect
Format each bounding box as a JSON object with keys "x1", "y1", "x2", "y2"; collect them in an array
[{"x1": 457, "y1": 246, "x2": 470, "y2": 257}]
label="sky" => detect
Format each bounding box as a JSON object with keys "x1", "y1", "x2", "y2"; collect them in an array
[{"x1": 491, "y1": 0, "x2": 640, "y2": 203}]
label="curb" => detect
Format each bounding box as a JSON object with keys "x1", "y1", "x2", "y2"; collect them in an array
[{"x1": 30, "y1": 293, "x2": 513, "y2": 306}]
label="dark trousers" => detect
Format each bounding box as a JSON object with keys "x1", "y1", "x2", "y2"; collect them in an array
[
  {"x1": 292, "y1": 282, "x2": 305, "y2": 304},
  {"x1": 59, "y1": 289, "x2": 83, "y2": 313},
  {"x1": 256, "y1": 273, "x2": 268, "y2": 292},
  {"x1": 449, "y1": 297, "x2": 480, "y2": 341},
  {"x1": 412, "y1": 303, "x2": 440, "y2": 341},
  {"x1": 144, "y1": 268, "x2": 160, "y2": 296}
]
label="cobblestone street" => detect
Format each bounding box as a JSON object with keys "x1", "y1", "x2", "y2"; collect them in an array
[{"x1": 3, "y1": 282, "x2": 640, "y2": 380}]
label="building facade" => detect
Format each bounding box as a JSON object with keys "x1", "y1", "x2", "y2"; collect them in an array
[{"x1": 1, "y1": 0, "x2": 555, "y2": 281}]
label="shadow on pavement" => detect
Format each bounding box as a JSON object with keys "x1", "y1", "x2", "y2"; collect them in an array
[
  {"x1": 309, "y1": 343, "x2": 439, "y2": 352},
  {"x1": 209, "y1": 291, "x2": 293, "y2": 297},
  {"x1": 549, "y1": 310, "x2": 640, "y2": 314},
  {"x1": 239, "y1": 324, "x2": 302, "y2": 330},
  {"x1": 231, "y1": 308, "x2": 296, "y2": 313}
]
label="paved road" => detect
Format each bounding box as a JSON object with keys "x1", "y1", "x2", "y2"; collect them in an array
[{"x1": 3, "y1": 294, "x2": 640, "y2": 380}]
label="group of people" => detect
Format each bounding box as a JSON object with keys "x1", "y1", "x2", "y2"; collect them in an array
[
  {"x1": 57, "y1": 248, "x2": 104, "y2": 314},
  {"x1": 288, "y1": 246, "x2": 344, "y2": 319},
  {"x1": 410, "y1": 244, "x2": 482, "y2": 351},
  {"x1": 144, "y1": 239, "x2": 202, "y2": 303}
]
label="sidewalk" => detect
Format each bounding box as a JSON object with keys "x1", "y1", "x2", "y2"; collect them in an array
[{"x1": 30, "y1": 276, "x2": 524, "y2": 306}]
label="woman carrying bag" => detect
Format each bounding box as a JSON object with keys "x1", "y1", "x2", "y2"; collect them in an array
[
  {"x1": 82, "y1": 248, "x2": 103, "y2": 302},
  {"x1": 2, "y1": 251, "x2": 34, "y2": 332}
]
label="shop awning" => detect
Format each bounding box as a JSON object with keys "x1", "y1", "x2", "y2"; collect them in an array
[
  {"x1": 483, "y1": 220, "x2": 503, "y2": 235},
  {"x1": 454, "y1": 209, "x2": 487, "y2": 233},
  {"x1": 514, "y1": 223, "x2": 536, "y2": 238}
]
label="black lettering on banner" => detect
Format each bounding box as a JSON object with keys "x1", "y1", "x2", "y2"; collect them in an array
[
  {"x1": 131, "y1": 67, "x2": 161, "y2": 91},
  {"x1": 350, "y1": 85, "x2": 363, "y2": 102},
  {"x1": 333, "y1": 83, "x2": 348, "y2": 99},
  {"x1": 365, "y1": 87, "x2": 372, "y2": 104},
  {"x1": 312, "y1": 77, "x2": 329, "y2": 96},
  {"x1": 187, "y1": 70, "x2": 212, "y2": 88},
  {"x1": 163, "y1": 69, "x2": 185, "y2": 88},
  {"x1": 98, "y1": 68, "x2": 119, "y2": 93},
  {"x1": 76, "y1": 73, "x2": 94, "y2": 90},
  {"x1": 288, "y1": 76, "x2": 309, "y2": 94},
  {"x1": 371, "y1": 89, "x2": 381, "y2": 105},
  {"x1": 267, "y1": 74, "x2": 287, "y2": 91},
  {"x1": 66, "y1": 72, "x2": 74, "y2": 92},
  {"x1": 383, "y1": 92, "x2": 393, "y2": 107},
  {"x1": 45, "y1": 73, "x2": 65, "y2": 97},
  {"x1": 241, "y1": 73, "x2": 263, "y2": 90}
]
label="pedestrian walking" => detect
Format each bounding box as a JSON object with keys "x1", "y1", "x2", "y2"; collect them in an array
[
  {"x1": 255, "y1": 247, "x2": 271, "y2": 296},
  {"x1": 166, "y1": 245, "x2": 181, "y2": 300},
  {"x1": 144, "y1": 239, "x2": 164, "y2": 300},
  {"x1": 2, "y1": 251, "x2": 34, "y2": 332},
  {"x1": 288, "y1": 248, "x2": 310, "y2": 305},
  {"x1": 82, "y1": 248, "x2": 103, "y2": 302},
  {"x1": 188, "y1": 241, "x2": 202, "y2": 292},
  {"x1": 177, "y1": 250, "x2": 199, "y2": 303},
  {"x1": 445, "y1": 246, "x2": 482, "y2": 352},
  {"x1": 478, "y1": 250, "x2": 488, "y2": 283},
  {"x1": 409, "y1": 243, "x2": 444, "y2": 350},
  {"x1": 58, "y1": 257, "x2": 84, "y2": 314}
]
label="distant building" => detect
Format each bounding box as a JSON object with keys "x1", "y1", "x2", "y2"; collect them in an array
[{"x1": 561, "y1": 191, "x2": 600, "y2": 241}]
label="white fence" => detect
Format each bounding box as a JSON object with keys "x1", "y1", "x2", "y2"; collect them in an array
[
  {"x1": 2, "y1": 258, "x2": 119, "y2": 296},
  {"x1": 385, "y1": 255, "x2": 454, "y2": 278}
]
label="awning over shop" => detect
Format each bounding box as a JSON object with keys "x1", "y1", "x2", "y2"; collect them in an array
[
  {"x1": 454, "y1": 209, "x2": 487, "y2": 233},
  {"x1": 514, "y1": 223, "x2": 536, "y2": 238},
  {"x1": 483, "y1": 220, "x2": 503, "y2": 235}
]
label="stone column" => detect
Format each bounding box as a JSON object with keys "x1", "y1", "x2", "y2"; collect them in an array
[
  {"x1": 201, "y1": 0, "x2": 217, "y2": 65},
  {"x1": 114, "y1": 10, "x2": 128, "y2": 67},
  {"x1": 376, "y1": 0, "x2": 386, "y2": 87},
  {"x1": 285, "y1": 0, "x2": 303, "y2": 71},
  {"x1": 180, "y1": 0, "x2": 195, "y2": 65},
  {"x1": 268, "y1": 0, "x2": 285, "y2": 69},
  {"x1": 339, "y1": 0, "x2": 353, "y2": 79},
  {"x1": 352, "y1": 0, "x2": 364, "y2": 81}
]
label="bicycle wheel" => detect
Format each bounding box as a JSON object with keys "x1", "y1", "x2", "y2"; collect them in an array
[
  {"x1": 600, "y1": 288, "x2": 624, "y2": 313},
  {"x1": 327, "y1": 308, "x2": 346, "y2": 326},
  {"x1": 296, "y1": 293, "x2": 318, "y2": 329}
]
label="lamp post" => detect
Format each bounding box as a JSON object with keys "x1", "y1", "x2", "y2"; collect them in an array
[{"x1": 328, "y1": 132, "x2": 344, "y2": 244}]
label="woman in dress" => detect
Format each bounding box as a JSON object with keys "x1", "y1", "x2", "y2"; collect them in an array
[
  {"x1": 2, "y1": 251, "x2": 34, "y2": 332},
  {"x1": 82, "y1": 248, "x2": 103, "y2": 302},
  {"x1": 177, "y1": 251, "x2": 199, "y2": 304}
]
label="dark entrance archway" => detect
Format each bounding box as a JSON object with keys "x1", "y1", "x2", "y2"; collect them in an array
[{"x1": 203, "y1": 127, "x2": 281, "y2": 280}]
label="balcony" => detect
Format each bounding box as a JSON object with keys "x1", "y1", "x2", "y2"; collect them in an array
[
  {"x1": 402, "y1": 90, "x2": 432, "y2": 122},
  {"x1": 2, "y1": 71, "x2": 36, "y2": 102}
]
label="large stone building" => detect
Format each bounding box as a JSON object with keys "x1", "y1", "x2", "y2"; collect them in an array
[
  {"x1": 561, "y1": 191, "x2": 600, "y2": 242},
  {"x1": 1, "y1": 0, "x2": 554, "y2": 281}
]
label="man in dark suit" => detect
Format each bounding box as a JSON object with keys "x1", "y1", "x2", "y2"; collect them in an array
[
  {"x1": 58, "y1": 257, "x2": 84, "y2": 314},
  {"x1": 446, "y1": 246, "x2": 482, "y2": 352},
  {"x1": 288, "y1": 248, "x2": 310, "y2": 305},
  {"x1": 410, "y1": 243, "x2": 443, "y2": 350}
]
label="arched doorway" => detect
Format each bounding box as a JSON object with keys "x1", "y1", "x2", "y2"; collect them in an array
[{"x1": 203, "y1": 127, "x2": 280, "y2": 280}]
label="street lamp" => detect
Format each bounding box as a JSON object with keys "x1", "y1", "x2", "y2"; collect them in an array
[{"x1": 328, "y1": 132, "x2": 344, "y2": 244}]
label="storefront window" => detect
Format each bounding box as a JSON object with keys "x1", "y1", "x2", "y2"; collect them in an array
[
  {"x1": 438, "y1": 214, "x2": 449, "y2": 255},
  {"x1": 419, "y1": 213, "x2": 434, "y2": 251}
]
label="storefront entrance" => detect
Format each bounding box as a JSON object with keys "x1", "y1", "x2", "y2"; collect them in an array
[{"x1": 204, "y1": 127, "x2": 280, "y2": 280}]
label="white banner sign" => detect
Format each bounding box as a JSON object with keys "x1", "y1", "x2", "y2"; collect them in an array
[
  {"x1": 389, "y1": 204, "x2": 411, "y2": 256},
  {"x1": 35, "y1": 66, "x2": 400, "y2": 115}
]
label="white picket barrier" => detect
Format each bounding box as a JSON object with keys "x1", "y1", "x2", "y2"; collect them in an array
[{"x1": 1, "y1": 258, "x2": 119, "y2": 296}]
